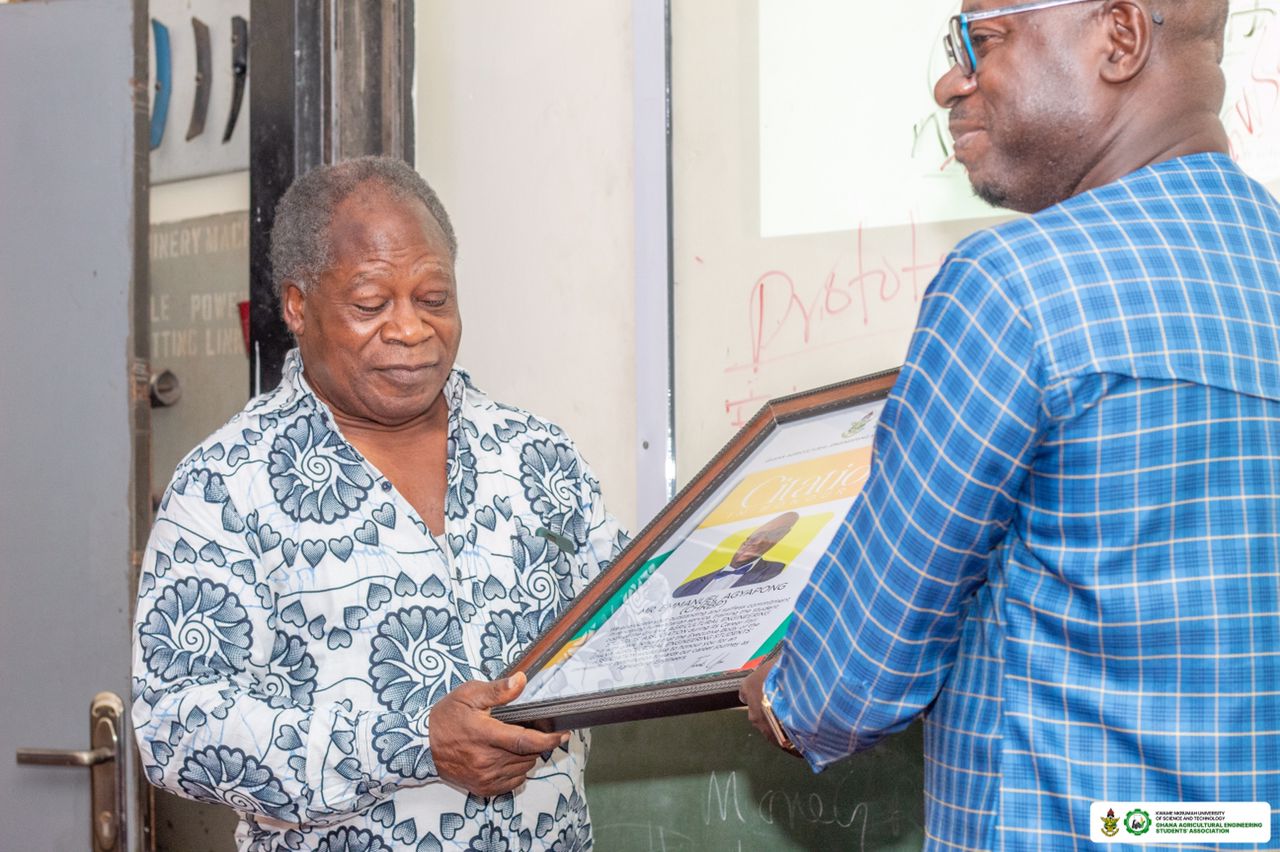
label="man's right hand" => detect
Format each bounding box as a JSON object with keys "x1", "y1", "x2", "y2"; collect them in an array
[{"x1": 427, "y1": 672, "x2": 569, "y2": 797}]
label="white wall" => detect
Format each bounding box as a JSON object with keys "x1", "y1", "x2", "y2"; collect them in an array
[
  {"x1": 150, "y1": 171, "x2": 248, "y2": 224},
  {"x1": 415, "y1": 2, "x2": 640, "y2": 531}
]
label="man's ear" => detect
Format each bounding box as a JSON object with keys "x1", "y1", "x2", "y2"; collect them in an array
[
  {"x1": 282, "y1": 281, "x2": 306, "y2": 337},
  {"x1": 1100, "y1": 0, "x2": 1154, "y2": 83}
]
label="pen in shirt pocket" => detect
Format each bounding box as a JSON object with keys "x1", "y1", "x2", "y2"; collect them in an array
[{"x1": 535, "y1": 527, "x2": 577, "y2": 554}]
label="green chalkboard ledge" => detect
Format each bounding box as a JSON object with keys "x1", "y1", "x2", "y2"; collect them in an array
[{"x1": 585, "y1": 709, "x2": 925, "y2": 851}]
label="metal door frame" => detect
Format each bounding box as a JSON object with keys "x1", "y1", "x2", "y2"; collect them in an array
[{"x1": 131, "y1": 0, "x2": 153, "y2": 847}]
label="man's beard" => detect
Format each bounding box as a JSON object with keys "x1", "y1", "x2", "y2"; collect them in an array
[
  {"x1": 971, "y1": 176, "x2": 1012, "y2": 210},
  {"x1": 967, "y1": 148, "x2": 1082, "y2": 214},
  {"x1": 956, "y1": 86, "x2": 1093, "y2": 214}
]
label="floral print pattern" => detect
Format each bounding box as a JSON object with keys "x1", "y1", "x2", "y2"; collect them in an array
[
  {"x1": 139, "y1": 577, "x2": 252, "y2": 682},
  {"x1": 133, "y1": 350, "x2": 627, "y2": 850},
  {"x1": 251, "y1": 632, "x2": 318, "y2": 709},
  {"x1": 370, "y1": 607, "x2": 472, "y2": 718},
  {"x1": 178, "y1": 746, "x2": 299, "y2": 822},
  {"x1": 478, "y1": 611, "x2": 536, "y2": 680},
  {"x1": 466, "y1": 824, "x2": 510, "y2": 852},
  {"x1": 445, "y1": 425, "x2": 478, "y2": 521},
  {"x1": 510, "y1": 521, "x2": 575, "y2": 635},
  {"x1": 269, "y1": 408, "x2": 375, "y2": 523},
  {"x1": 519, "y1": 441, "x2": 589, "y2": 547},
  {"x1": 317, "y1": 827, "x2": 392, "y2": 852},
  {"x1": 372, "y1": 712, "x2": 437, "y2": 781}
]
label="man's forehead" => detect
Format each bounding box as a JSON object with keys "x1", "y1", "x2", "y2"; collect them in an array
[
  {"x1": 336, "y1": 183, "x2": 436, "y2": 227},
  {"x1": 328, "y1": 188, "x2": 449, "y2": 255}
]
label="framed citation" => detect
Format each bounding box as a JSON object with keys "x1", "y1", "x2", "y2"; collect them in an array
[{"x1": 493, "y1": 368, "x2": 899, "y2": 730}]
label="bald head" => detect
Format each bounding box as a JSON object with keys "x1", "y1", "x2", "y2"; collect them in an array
[
  {"x1": 730, "y1": 512, "x2": 800, "y2": 567},
  {"x1": 1150, "y1": 0, "x2": 1229, "y2": 58},
  {"x1": 1119, "y1": 0, "x2": 1231, "y2": 159}
]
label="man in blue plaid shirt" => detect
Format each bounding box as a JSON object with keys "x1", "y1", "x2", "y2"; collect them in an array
[{"x1": 741, "y1": 0, "x2": 1280, "y2": 848}]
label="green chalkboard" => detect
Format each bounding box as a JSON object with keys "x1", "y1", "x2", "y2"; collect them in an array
[{"x1": 584, "y1": 710, "x2": 925, "y2": 851}]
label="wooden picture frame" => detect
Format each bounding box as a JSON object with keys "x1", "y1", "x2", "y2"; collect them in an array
[{"x1": 493, "y1": 368, "x2": 900, "y2": 730}]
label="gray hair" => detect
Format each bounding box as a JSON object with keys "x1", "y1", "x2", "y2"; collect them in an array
[{"x1": 269, "y1": 156, "x2": 458, "y2": 301}]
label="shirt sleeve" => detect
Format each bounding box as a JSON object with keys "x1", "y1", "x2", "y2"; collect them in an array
[
  {"x1": 131, "y1": 473, "x2": 442, "y2": 828},
  {"x1": 766, "y1": 247, "x2": 1046, "y2": 770}
]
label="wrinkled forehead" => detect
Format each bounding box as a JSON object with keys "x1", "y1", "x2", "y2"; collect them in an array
[{"x1": 326, "y1": 186, "x2": 450, "y2": 262}]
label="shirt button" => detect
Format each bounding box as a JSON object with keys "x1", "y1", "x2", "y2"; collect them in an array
[{"x1": 381, "y1": 481, "x2": 392, "y2": 492}]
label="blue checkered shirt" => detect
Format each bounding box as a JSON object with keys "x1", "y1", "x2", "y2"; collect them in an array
[{"x1": 766, "y1": 153, "x2": 1280, "y2": 850}]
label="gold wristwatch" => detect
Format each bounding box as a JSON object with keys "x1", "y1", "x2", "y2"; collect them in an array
[{"x1": 760, "y1": 689, "x2": 799, "y2": 753}]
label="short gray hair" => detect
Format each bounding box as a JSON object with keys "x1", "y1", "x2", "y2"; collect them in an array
[{"x1": 269, "y1": 156, "x2": 458, "y2": 302}]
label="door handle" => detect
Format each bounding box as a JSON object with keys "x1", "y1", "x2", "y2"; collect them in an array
[
  {"x1": 15, "y1": 692, "x2": 126, "y2": 851},
  {"x1": 15, "y1": 745, "x2": 114, "y2": 766}
]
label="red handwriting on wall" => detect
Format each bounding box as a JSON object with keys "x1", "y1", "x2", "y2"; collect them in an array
[
  {"x1": 1227, "y1": 12, "x2": 1280, "y2": 157},
  {"x1": 713, "y1": 218, "x2": 947, "y2": 426},
  {"x1": 741, "y1": 219, "x2": 943, "y2": 375}
]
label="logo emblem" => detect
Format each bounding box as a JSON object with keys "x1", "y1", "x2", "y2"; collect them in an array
[
  {"x1": 1125, "y1": 808, "x2": 1152, "y2": 836},
  {"x1": 1100, "y1": 808, "x2": 1120, "y2": 837},
  {"x1": 842, "y1": 410, "x2": 876, "y2": 438}
]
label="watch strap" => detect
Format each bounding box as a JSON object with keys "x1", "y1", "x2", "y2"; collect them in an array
[{"x1": 761, "y1": 689, "x2": 799, "y2": 753}]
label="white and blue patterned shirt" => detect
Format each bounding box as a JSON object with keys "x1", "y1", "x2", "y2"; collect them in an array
[
  {"x1": 132, "y1": 350, "x2": 628, "y2": 852},
  {"x1": 767, "y1": 153, "x2": 1280, "y2": 849}
]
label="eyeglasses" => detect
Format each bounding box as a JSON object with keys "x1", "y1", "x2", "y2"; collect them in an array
[{"x1": 944, "y1": 0, "x2": 1104, "y2": 77}]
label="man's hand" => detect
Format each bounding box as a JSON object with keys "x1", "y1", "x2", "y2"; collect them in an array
[
  {"x1": 428, "y1": 672, "x2": 569, "y2": 796},
  {"x1": 738, "y1": 656, "x2": 800, "y2": 755}
]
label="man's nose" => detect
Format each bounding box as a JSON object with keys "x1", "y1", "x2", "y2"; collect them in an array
[
  {"x1": 933, "y1": 63, "x2": 977, "y2": 108},
  {"x1": 382, "y1": 299, "x2": 431, "y2": 344}
]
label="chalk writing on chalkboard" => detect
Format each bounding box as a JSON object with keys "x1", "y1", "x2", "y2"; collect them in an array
[{"x1": 587, "y1": 713, "x2": 925, "y2": 851}]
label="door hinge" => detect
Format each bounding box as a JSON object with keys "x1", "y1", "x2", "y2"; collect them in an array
[{"x1": 130, "y1": 358, "x2": 151, "y2": 405}]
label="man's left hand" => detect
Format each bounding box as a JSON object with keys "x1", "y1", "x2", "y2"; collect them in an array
[
  {"x1": 738, "y1": 656, "x2": 799, "y2": 754},
  {"x1": 428, "y1": 673, "x2": 569, "y2": 796}
]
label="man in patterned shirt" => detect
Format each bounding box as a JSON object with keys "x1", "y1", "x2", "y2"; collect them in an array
[
  {"x1": 742, "y1": 0, "x2": 1280, "y2": 849},
  {"x1": 132, "y1": 157, "x2": 628, "y2": 851}
]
